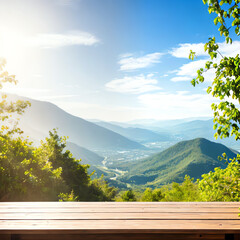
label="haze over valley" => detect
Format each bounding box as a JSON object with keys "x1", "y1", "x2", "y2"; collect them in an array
[
  {"x1": 11, "y1": 95, "x2": 239, "y2": 189},
  {"x1": 0, "y1": 0, "x2": 240, "y2": 204}
]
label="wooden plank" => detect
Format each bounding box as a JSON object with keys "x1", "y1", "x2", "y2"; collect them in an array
[
  {"x1": 0, "y1": 235, "x2": 10, "y2": 240},
  {"x1": 0, "y1": 212, "x2": 238, "y2": 220},
  {"x1": 0, "y1": 219, "x2": 240, "y2": 232},
  {"x1": 0, "y1": 202, "x2": 239, "y2": 208},
  {"x1": 0, "y1": 202, "x2": 239, "y2": 237},
  {"x1": 0, "y1": 207, "x2": 238, "y2": 213},
  {"x1": 234, "y1": 234, "x2": 240, "y2": 240},
  {"x1": 13, "y1": 233, "x2": 225, "y2": 240}
]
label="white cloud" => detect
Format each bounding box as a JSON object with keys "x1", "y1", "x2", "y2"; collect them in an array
[
  {"x1": 38, "y1": 94, "x2": 79, "y2": 100},
  {"x1": 218, "y1": 41, "x2": 240, "y2": 57},
  {"x1": 138, "y1": 91, "x2": 216, "y2": 119},
  {"x1": 105, "y1": 74, "x2": 161, "y2": 94},
  {"x1": 176, "y1": 60, "x2": 206, "y2": 77},
  {"x1": 119, "y1": 52, "x2": 163, "y2": 71},
  {"x1": 171, "y1": 58, "x2": 217, "y2": 83},
  {"x1": 170, "y1": 43, "x2": 207, "y2": 58},
  {"x1": 170, "y1": 41, "x2": 240, "y2": 83},
  {"x1": 170, "y1": 76, "x2": 192, "y2": 82},
  {"x1": 28, "y1": 31, "x2": 99, "y2": 48},
  {"x1": 170, "y1": 41, "x2": 240, "y2": 58}
]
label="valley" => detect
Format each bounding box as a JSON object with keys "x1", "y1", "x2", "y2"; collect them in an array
[{"x1": 10, "y1": 94, "x2": 240, "y2": 190}]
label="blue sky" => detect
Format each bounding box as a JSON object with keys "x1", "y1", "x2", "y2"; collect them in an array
[{"x1": 0, "y1": 0, "x2": 239, "y2": 121}]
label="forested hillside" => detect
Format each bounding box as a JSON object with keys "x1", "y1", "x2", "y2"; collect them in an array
[{"x1": 117, "y1": 138, "x2": 237, "y2": 188}]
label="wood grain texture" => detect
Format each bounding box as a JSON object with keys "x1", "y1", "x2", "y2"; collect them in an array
[
  {"x1": 0, "y1": 202, "x2": 239, "y2": 208},
  {"x1": 0, "y1": 202, "x2": 239, "y2": 238},
  {"x1": 1, "y1": 219, "x2": 240, "y2": 231},
  {"x1": 234, "y1": 234, "x2": 240, "y2": 240},
  {"x1": 0, "y1": 235, "x2": 10, "y2": 240},
  {"x1": 0, "y1": 212, "x2": 238, "y2": 220},
  {"x1": 0, "y1": 207, "x2": 238, "y2": 213},
  {"x1": 8, "y1": 233, "x2": 226, "y2": 240}
]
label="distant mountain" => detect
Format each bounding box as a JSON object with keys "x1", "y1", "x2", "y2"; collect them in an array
[
  {"x1": 94, "y1": 121, "x2": 172, "y2": 143},
  {"x1": 125, "y1": 117, "x2": 211, "y2": 130},
  {"x1": 171, "y1": 119, "x2": 214, "y2": 138},
  {"x1": 170, "y1": 119, "x2": 240, "y2": 150},
  {"x1": 118, "y1": 138, "x2": 237, "y2": 187},
  {"x1": 66, "y1": 142, "x2": 104, "y2": 166},
  {"x1": 65, "y1": 142, "x2": 107, "y2": 178},
  {"x1": 10, "y1": 95, "x2": 146, "y2": 151}
]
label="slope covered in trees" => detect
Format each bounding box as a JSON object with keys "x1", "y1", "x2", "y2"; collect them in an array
[{"x1": 118, "y1": 138, "x2": 237, "y2": 188}]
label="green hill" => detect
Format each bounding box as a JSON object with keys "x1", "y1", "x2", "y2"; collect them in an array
[{"x1": 118, "y1": 138, "x2": 237, "y2": 188}]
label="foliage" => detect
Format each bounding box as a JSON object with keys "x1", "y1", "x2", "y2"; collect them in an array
[
  {"x1": 91, "y1": 178, "x2": 118, "y2": 201},
  {"x1": 141, "y1": 188, "x2": 164, "y2": 201},
  {"x1": 0, "y1": 60, "x2": 117, "y2": 202},
  {"x1": 0, "y1": 58, "x2": 30, "y2": 135},
  {"x1": 183, "y1": 0, "x2": 240, "y2": 203},
  {"x1": 191, "y1": 0, "x2": 240, "y2": 140},
  {"x1": 117, "y1": 176, "x2": 200, "y2": 202},
  {"x1": 40, "y1": 129, "x2": 117, "y2": 201},
  {"x1": 120, "y1": 190, "x2": 137, "y2": 202},
  {"x1": 0, "y1": 128, "x2": 118, "y2": 201},
  {"x1": 198, "y1": 154, "x2": 240, "y2": 201},
  {"x1": 58, "y1": 190, "x2": 78, "y2": 201},
  {"x1": 203, "y1": 0, "x2": 240, "y2": 40},
  {"x1": 162, "y1": 176, "x2": 200, "y2": 202},
  {"x1": 0, "y1": 59, "x2": 63, "y2": 201},
  {"x1": 0, "y1": 134, "x2": 66, "y2": 201}
]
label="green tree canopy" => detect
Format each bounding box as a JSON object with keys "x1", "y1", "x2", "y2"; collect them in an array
[
  {"x1": 0, "y1": 58, "x2": 30, "y2": 136},
  {"x1": 141, "y1": 188, "x2": 164, "y2": 202},
  {"x1": 0, "y1": 60, "x2": 117, "y2": 201},
  {"x1": 191, "y1": 0, "x2": 240, "y2": 140},
  {"x1": 120, "y1": 189, "x2": 137, "y2": 202}
]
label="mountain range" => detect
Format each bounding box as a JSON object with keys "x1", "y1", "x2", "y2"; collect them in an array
[
  {"x1": 169, "y1": 119, "x2": 240, "y2": 150},
  {"x1": 11, "y1": 95, "x2": 146, "y2": 151},
  {"x1": 5, "y1": 94, "x2": 240, "y2": 189},
  {"x1": 116, "y1": 138, "x2": 237, "y2": 188},
  {"x1": 93, "y1": 121, "x2": 172, "y2": 143}
]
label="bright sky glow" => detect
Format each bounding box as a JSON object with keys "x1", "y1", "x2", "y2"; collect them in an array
[{"x1": 0, "y1": 0, "x2": 239, "y2": 122}]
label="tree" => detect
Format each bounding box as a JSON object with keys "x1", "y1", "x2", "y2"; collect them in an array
[
  {"x1": 0, "y1": 60, "x2": 117, "y2": 201},
  {"x1": 198, "y1": 155, "x2": 240, "y2": 201},
  {"x1": 190, "y1": 0, "x2": 240, "y2": 140},
  {"x1": 0, "y1": 58, "x2": 30, "y2": 136},
  {"x1": 141, "y1": 188, "x2": 164, "y2": 202},
  {"x1": 120, "y1": 189, "x2": 137, "y2": 202},
  {"x1": 40, "y1": 129, "x2": 117, "y2": 201},
  {"x1": 188, "y1": 0, "x2": 240, "y2": 202},
  {"x1": 0, "y1": 129, "x2": 66, "y2": 201},
  {"x1": 162, "y1": 176, "x2": 200, "y2": 202}
]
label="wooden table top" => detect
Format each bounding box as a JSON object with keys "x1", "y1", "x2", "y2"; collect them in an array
[{"x1": 0, "y1": 202, "x2": 240, "y2": 234}]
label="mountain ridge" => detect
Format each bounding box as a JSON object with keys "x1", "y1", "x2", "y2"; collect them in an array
[
  {"x1": 93, "y1": 121, "x2": 172, "y2": 143},
  {"x1": 117, "y1": 138, "x2": 237, "y2": 188},
  {"x1": 7, "y1": 94, "x2": 147, "y2": 151}
]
